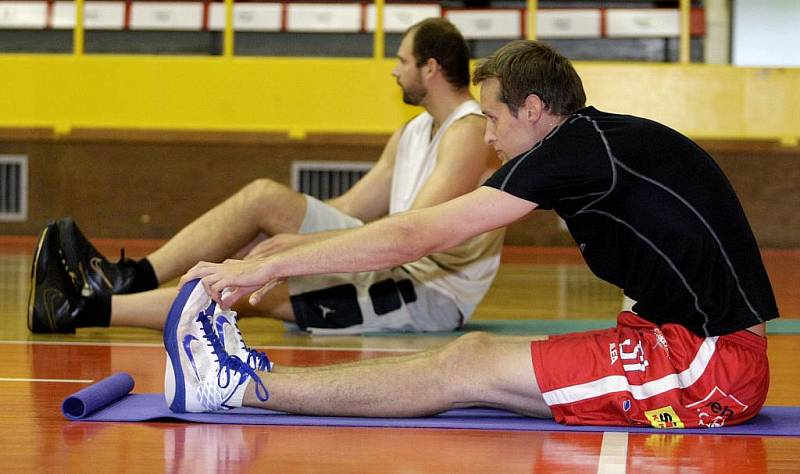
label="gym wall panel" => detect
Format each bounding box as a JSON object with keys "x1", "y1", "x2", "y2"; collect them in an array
[
  {"x1": 207, "y1": 3, "x2": 282, "y2": 32},
  {"x1": 1, "y1": 55, "x2": 798, "y2": 142},
  {"x1": 0, "y1": 135, "x2": 382, "y2": 239},
  {"x1": 578, "y1": 63, "x2": 798, "y2": 142},
  {"x1": 0, "y1": 55, "x2": 419, "y2": 138},
  {"x1": 365, "y1": 4, "x2": 441, "y2": 33},
  {"x1": 51, "y1": 2, "x2": 126, "y2": 30},
  {"x1": 0, "y1": 133, "x2": 797, "y2": 248},
  {"x1": 1, "y1": 55, "x2": 798, "y2": 246},
  {"x1": 579, "y1": 64, "x2": 747, "y2": 138}
]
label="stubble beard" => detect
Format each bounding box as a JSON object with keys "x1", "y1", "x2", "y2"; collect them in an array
[{"x1": 401, "y1": 82, "x2": 426, "y2": 106}]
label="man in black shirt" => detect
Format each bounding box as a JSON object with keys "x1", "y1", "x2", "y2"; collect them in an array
[
  {"x1": 169, "y1": 40, "x2": 777, "y2": 428},
  {"x1": 481, "y1": 99, "x2": 776, "y2": 338}
]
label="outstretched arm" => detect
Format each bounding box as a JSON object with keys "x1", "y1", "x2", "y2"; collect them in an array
[
  {"x1": 243, "y1": 116, "x2": 494, "y2": 260},
  {"x1": 182, "y1": 186, "x2": 537, "y2": 308}
]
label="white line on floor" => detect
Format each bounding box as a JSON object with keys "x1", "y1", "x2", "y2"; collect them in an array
[
  {"x1": 0, "y1": 377, "x2": 93, "y2": 383},
  {"x1": 0, "y1": 339, "x2": 419, "y2": 353},
  {"x1": 597, "y1": 431, "x2": 628, "y2": 474}
]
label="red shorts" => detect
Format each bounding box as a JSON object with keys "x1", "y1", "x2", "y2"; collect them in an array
[{"x1": 531, "y1": 311, "x2": 769, "y2": 428}]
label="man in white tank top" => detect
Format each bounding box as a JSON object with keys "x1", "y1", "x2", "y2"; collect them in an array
[{"x1": 30, "y1": 18, "x2": 504, "y2": 334}]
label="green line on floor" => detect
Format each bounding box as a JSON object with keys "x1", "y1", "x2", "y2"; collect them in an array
[{"x1": 365, "y1": 319, "x2": 799, "y2": 336}]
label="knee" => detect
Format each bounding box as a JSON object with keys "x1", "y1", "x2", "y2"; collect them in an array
[
  {"x1": 432, "y1": 332, "x2": 495, "y2": 402},
  {"x1": 241, "y1": 178, "x2": 278, "y2": 197},
  {"x1": 239, "y1": 178, "x2": 295, "y2": 209},
  {"x1": 454, "y1": 331, "x2": 493, "y2": 348},
  {"x1": 436, "y1": 332, "x2": 494, "y2": 378}
]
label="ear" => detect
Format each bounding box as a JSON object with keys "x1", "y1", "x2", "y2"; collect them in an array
[
  {"x1": 521, "y1": 93, "x2": 545, "y2": 123},
  {"x1": 422, "y1": 58, "x2": 439, "y2": 78}
]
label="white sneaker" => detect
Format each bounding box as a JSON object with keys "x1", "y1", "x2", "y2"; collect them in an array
[
  {"x1": 164, "y1": 279, "x2": 269, "y2": 413},
  {"x1": 212, "y1": 300, "x2": 273, "y2": 372}
]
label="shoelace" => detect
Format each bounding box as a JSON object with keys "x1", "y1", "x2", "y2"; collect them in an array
[
  {"x1": 196, "y1": 311, "x2": 228, "y2": 371},
  {"x1": 235, "y1": 326, "x2": 272, "y2": 372},
  {"x1": 197, "y1": 308, "x2": 270, "y2": 403},
  {"x1": 217, "y1": 355, "x2": 270, "y2": 403},
  {"x1": 247, "y1": 350, "x2": 271, "y2": 372}
]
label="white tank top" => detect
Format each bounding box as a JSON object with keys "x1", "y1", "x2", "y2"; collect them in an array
[{"x1": 391, "y1": 100, "x2": 505, "y2": 320}]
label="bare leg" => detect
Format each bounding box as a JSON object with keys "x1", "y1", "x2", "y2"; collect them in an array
[
  {"x1": 243, "y1": 332, "x2": 552, "y2": 418},
  {"x1": 110, "y1": 278, "x2": 297, "y2": 329},
  {"x1": 147, "y1": 179, "x2": 308, "y2": 283},
  {"x1": 106, "y1": 180, "x2": 307, "y2": 330},
  {"x1": 110, "y1": 288, "x2": 179, "y2": 330},
  {"x1": 232, "y1": 282, "x2": 295, "y2": 322}
]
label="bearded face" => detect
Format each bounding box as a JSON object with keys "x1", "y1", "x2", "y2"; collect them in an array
[
  {"x1": 392, "y1": 31, "x2": 428, "y2": 107},
  {"x1": 400, "y1": 70, "x2": 427, "y2": 106}
]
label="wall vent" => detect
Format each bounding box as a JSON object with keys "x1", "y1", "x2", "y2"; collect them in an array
[
  {"x1": 291, "y1": 160, "x2": 373, "y2": 201},
  {"x1": 0, "y1": 155, "x2": 28, "y2": 222}
]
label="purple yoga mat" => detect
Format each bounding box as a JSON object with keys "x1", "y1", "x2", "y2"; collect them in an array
[
  {"x1": 62, "y1": 373, "x2": 800, "y2": 436},
  {"x1": 62, "y1": 372, "x2": 135, "y2": 420}
]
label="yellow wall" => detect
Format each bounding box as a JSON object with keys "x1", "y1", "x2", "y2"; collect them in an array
[
  {"x1": 1, "y1": 54, "x2": 799, "y2": 142},
  {"x1": 578, "y1": 63, "x2": 800, "y2": 143}
]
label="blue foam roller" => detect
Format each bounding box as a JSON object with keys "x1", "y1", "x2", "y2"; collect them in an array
[{"x1": 62, "y1": 372, "x2": 135, "y2": 420}]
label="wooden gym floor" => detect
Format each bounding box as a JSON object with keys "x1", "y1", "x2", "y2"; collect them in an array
[{"x1": 1, "y1": 236, "x2": 798, "y2": 472}]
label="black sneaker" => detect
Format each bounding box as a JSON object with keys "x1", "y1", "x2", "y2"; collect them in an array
[
  {"x1": 56, "y1": 217, "x2": 141, "y2": 298},
  {"x1": 27, "y1": 222, "x2": 107, "y2": 333}
]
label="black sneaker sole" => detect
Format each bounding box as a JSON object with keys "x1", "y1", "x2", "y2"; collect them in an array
[{"x1": 27, "y1": 225, "x2": 56, "y2": 332}]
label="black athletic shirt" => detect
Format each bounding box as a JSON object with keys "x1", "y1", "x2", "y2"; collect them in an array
[{"x1": 483, "y1": 106, "x2": 779, "y2": 337}]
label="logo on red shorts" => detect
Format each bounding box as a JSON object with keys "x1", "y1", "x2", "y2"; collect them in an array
[
  {"x1": 645, "y1": 406, "x2": 684, "y2": 428},
  {"x1": 620, "y1": 338, "x2": 649, "y2": 372},
  {"x1": 609, "y1": 343, "x2": 619, "y2": 364},
  {"x1": 652, "y1": 328, "x2": 670, "y2": 358},
  {"x1": 686, "y1": 386, "x2": 749, "y2": 428}
]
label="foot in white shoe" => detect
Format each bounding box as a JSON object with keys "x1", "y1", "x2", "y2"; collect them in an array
[
  {"x1": 164, "y1": 279, "x2": 269, "y2": 413},
  {"x1": 212, "y1": 303, "x2": 273, "y2": 372}
]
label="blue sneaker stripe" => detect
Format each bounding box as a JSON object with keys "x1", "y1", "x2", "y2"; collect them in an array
[
  {"x1": 164, "y1": 278, "x2": 202, "y2": 413},
  {"x1": 215, "y1": 314, "x2": 230, "y2": 351},
  {"x1": 182, "y1": 334, "x2": 201, "y2": 381}
]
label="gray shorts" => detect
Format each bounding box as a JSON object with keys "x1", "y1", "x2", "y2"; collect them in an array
[{"x1": 286, "y1": 195, "x2": 462, "y2": 335}]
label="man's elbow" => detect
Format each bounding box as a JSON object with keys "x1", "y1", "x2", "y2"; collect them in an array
[{"x1": 393, "y1": 215, "x2": 441, "y2": 262}]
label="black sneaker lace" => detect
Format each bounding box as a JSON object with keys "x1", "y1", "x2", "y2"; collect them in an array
[{"x1": 197, "y1": 308, "x2": 269, "y2": 403}]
